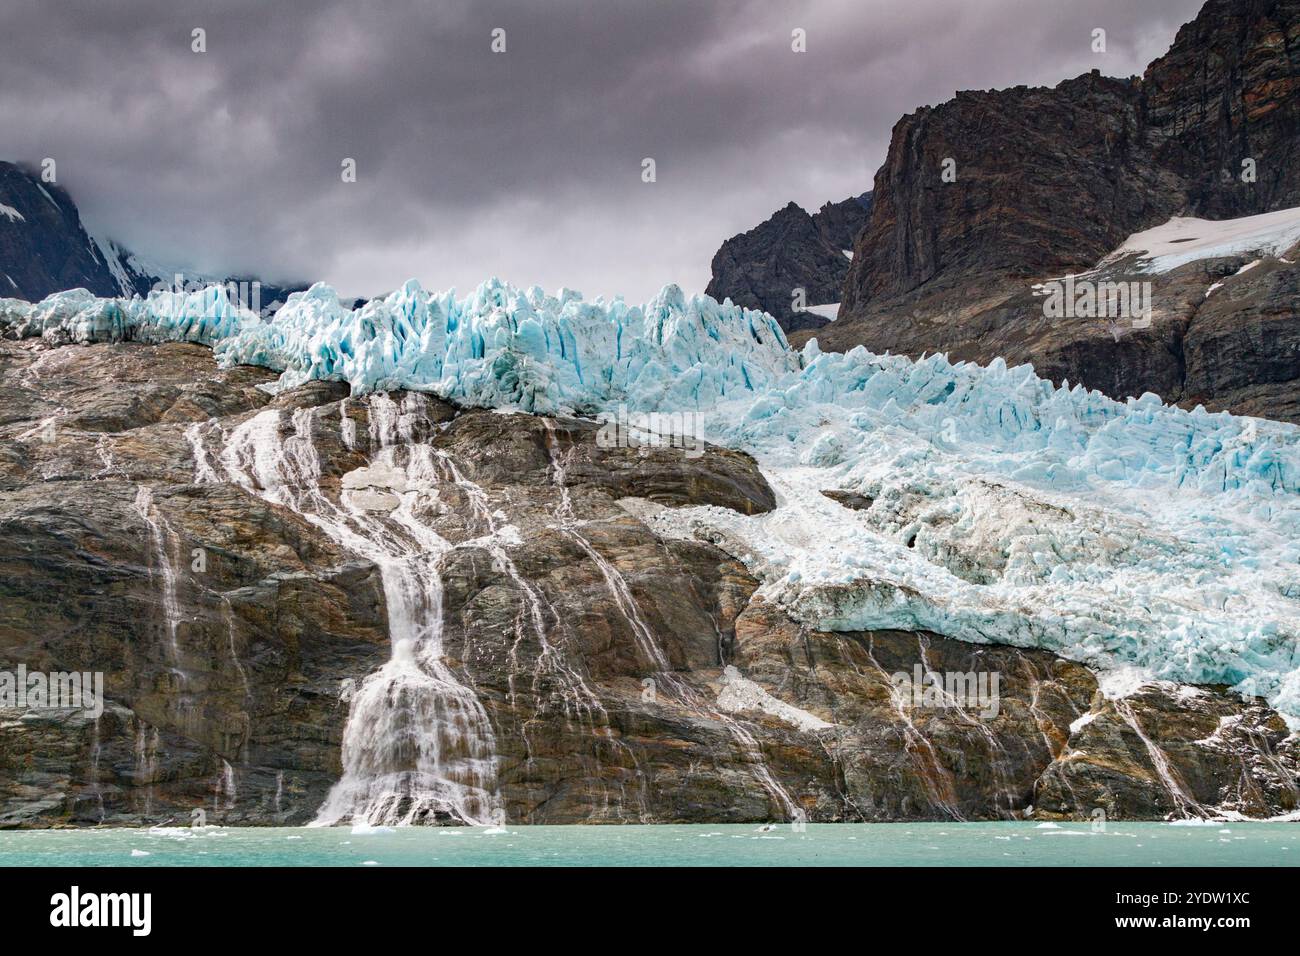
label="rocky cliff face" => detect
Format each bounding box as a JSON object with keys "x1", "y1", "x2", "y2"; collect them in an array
[
  {"x1": 706, "y1": 195, "x2": 871, "y2": 333},
  {"x1": 809, "y1": 233, "x2": 1300, "y2": 423},
  {"x1": 841, "y1": 74, "x2": 1177, "y2": 310},
  {"x1": 1146, "y1": 0, "x2": 1300, "y2": 219},
  {"x1": 0, "y1": 160, "x2": 305, "y2": 310},
  {"x1": 810, "y1": 0, "x2": 1300, "y2": 422},
  {"x1": 843, "y1": 0, "x2": 1300, "y2": 310},
  {"x1": 0, "y1": 337, "x2": 1294, "y2": 826}
]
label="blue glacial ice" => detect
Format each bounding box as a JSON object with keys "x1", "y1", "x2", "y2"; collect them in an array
[{"x1": 3, "y1": 279, "x2": 1298, "y2": 722}]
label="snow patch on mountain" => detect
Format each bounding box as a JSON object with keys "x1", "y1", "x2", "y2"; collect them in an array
[
  {"x1": 90, "y1": 235, "x2": 140, "y2": 297},
  {"x1": 33, "y1": 183, "x2": 61, "y2": 213},
  {"x1": 801, "y1": 302, "x2": 840, "y2": 321},
  {"x1": 2, "y1": 277, "x2": 1298, "y2": 722},
  {"x1": 1105, "y1": 206, "x2": 1300, "y2": 274}
]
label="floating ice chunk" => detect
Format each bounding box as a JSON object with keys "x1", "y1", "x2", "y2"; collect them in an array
[{"x1": 350, "y1": 824, "x2": 396, "y2": 835}]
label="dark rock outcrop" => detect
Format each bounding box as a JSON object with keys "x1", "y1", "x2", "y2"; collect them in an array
[
  {"x1": 706, "y1": 195, "x2": 871, "y2": 333},
  {"x1": 809, "y1": 235, "x2": 1300, "y2": 423},
  {"x1": 1145, "y1": 0, "x2": 1300, "y2": 219},
  {"x1": 842, "y1": 0, "x2": 1300, "y2": 310},
  {"x1": 801, "y1": 0, "x2": 1300, "y2": 423},
  {"x1": 841, "y1": 73, "x2": 1178, "y2": 310},
  {"x1": 0, "y1": 162, "x2": 124, "y2": 302}
]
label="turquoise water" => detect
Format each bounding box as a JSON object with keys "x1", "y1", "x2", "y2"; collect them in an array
[{"x1": 0, "y1": 822, "x2": 1296, "y2": 866}]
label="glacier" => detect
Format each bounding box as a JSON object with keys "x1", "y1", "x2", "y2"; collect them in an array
[{"x1": 3, "y1": 279, "x2": 1299, "y2": 724}]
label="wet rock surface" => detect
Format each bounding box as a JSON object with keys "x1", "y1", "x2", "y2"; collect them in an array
[
  {"x1": 0, "y1": 339, "x2": 1294, "y2": 826},
  {"x1": 1034, "y1": 683, "x2": 1300, "y2": 820},
  {"x1": 0, "y1": 344, "x2": 390, "y2": 826}
]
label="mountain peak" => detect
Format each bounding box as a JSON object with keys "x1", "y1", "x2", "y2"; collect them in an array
[
  {"x1": 0, "y1": 160, "x2": 307, "y2": 308},
  {"x1": 705, "y1": 194, "x2": 872, "y2": 333}
]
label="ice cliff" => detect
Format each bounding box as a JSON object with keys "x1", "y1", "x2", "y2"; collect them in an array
[{"x1": 3, "y1": 279, "x2": 1297, "y2": 722}]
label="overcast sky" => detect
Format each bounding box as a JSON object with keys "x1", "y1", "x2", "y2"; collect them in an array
[{"x1": 0, "y1": 0, "x2": 1206, "y2": 302}]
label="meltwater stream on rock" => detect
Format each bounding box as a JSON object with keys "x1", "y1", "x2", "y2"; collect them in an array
[{"x1": 192, "y1": 393, "x2": 504, "y2": 826}]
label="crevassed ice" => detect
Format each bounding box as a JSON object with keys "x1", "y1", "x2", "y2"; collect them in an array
[{"x1": 3, "y1": 279, "x2": 1298, "y2": 722}]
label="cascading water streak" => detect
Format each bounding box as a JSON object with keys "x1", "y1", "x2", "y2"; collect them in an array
[
  {"x1": 132, "y1": 486, "x2": 185, "y2": 669},
  {"x1": 1113, "y1": 697, "x2": 1206, "y2": 820},
  {"x1": 541, "y1": 420, "x2": 798, "y2": 821},
  {"x1": 193, "y1": 393, "x2": 503, "y2": 826}
]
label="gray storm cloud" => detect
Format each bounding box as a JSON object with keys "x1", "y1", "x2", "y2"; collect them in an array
[{"x1": 0, "y1": 0, "x2": 1205, "y2": 302}]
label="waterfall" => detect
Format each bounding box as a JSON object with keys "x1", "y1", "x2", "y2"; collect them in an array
[
  {"x1": 219, "y1": 595, "x2": 252, "y2": 702},
  {"x1": 1233, "y1": 719, "x2": 1300, "y2": 809},
  {"x1": 431, "y1": 446, "x2": 609, "y2": 720},
  {"x1": 86, "y1": 715, "x2": 106, "y2": 823},
  {"x1": 917, "y1": 640, "x2": 1017, "y2": 817},
  {"x1": 132, "y1": 485, "x2": 186, "y2": 670},
  {"x1": 1113, "y1": 697, "x2": 1206, "y2": 820},
  {"x1": 569, "y1": 522, "x2": 797, "y2": 819},
  {"x1": 312, "y1": 539, "x2": 501, "y2": 826},
  {"x1": 541, "y1": 419, "x2": 798, "y2": 821},
  {"x1": 862, "y1": 635, "x2": 963, "y2": 820},
  {"x1": 432, "y1": 438, "x2": 651, "y2": 821},
  {"x1": 215, "y1": 758, "x2": 237, "y2": 810},
  {"x1": 191, "y1": 394, "x2": 503, "y2": 826},
  {"x1": 133, "y1": 722, "x2": 159, "y2": 817}
]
